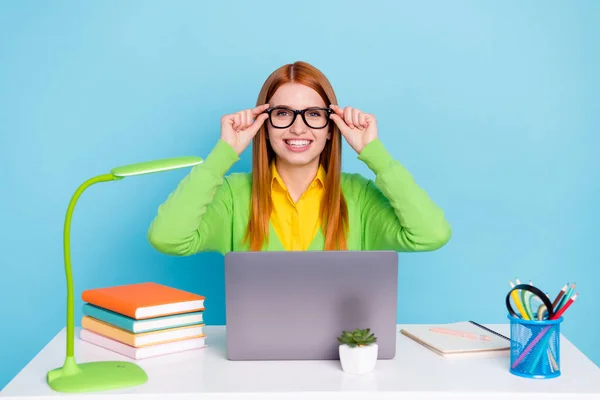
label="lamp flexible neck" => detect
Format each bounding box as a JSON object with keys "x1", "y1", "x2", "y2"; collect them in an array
[{"x1": 64, "y1": 173, "x2": 118, "y2": 358}]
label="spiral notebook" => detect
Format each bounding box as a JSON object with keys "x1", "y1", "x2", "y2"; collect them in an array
[{"x1": 400, "y1": 321, "x2": 510, "y2": 357}]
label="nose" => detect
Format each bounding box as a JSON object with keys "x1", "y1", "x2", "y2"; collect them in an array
[{"x1": 289, "y1": 114, "x2": 308, "y2": 135}]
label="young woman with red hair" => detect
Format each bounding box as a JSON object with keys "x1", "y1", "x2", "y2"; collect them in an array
[{"x1": 147, "y1": 61, "x2": 451, "y2": 254}]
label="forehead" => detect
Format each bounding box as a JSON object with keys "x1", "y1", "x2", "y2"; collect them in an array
[{"x1": 270, "y1": 83, "x2": 326, "y2": 108}]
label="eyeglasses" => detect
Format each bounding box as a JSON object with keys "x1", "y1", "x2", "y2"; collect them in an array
[{"x1": 264, "y1": 106, "x2": 332, "y2": 129}]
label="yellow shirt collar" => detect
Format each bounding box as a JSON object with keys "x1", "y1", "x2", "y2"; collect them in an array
[{"x1": 271, "y1": 162, "x2": 326, "y2": 190}]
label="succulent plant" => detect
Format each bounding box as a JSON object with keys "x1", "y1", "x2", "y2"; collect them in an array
[{"x1": 337, "y1": 328, "x2": 377, "y2": 348}]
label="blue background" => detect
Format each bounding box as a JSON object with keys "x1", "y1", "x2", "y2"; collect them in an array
[{"x1": 1, "y1": 0, "x2": 598, "y2": 390}]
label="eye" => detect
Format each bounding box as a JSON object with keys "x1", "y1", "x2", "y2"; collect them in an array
[{"x1": 307, "y1": 109, "x2": 325, "y2": 117}]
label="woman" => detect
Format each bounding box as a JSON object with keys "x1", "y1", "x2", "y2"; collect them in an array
[{"x1": 147, "y1": 61, "x2": 451, "y2": 255}]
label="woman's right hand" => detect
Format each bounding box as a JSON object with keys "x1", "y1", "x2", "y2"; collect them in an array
[{"x1": 220, "y1": 104, "x2": 270, "y2": 155}]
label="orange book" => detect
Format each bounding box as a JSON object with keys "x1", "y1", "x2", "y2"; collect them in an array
[{"x1": 81, "y1": 282, "x2": 205, "y2": 319}]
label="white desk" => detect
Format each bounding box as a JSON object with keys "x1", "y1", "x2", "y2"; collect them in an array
[{"x1": 1, "y1": 325, "x2": 599, "y2": 399}]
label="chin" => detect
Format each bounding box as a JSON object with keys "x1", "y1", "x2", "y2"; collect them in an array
[{"x1": 277, "y1": 153, "x2": 321, "y2": 167}]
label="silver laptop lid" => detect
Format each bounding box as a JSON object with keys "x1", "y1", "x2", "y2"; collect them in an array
[{"x1": 225, "y1": 250, "x2": 398, "y2": 360}]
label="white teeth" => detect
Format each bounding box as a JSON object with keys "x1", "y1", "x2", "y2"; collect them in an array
[{"x1": 285, "y1": 140, "x2": 311, "y2": 147}]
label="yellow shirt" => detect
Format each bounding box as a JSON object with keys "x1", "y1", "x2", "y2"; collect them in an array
[{"x1": 270, "y1": 162, "x2": 326, "y2": 251}]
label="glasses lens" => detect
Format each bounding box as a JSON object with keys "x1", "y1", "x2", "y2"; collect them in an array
[
  {"x1": 270, "y1": 107, "x2": 295, "y2": 128},
  {"x1": 304, "y1": 108, "x2": 328, "y2": 129}
]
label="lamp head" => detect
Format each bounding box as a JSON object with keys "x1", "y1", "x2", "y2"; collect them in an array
[{"x1": 110, "y1": 156, "x2": 203, "y2": 178}]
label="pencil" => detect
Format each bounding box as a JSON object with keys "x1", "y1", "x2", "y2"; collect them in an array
[
  {"x1": 523, "y1": 290, "x2": 534, "y2": 319},
  {"x1": 548, "y1": 349, "x2": 559, "y2": 371},
  {"x1": 557, "y1": 283, "x2": 576, "y2": 312},
  {"x1": 552, "y1": 293, "x2": 578, "y2": 320},
  {"x1": 527, "y1": 328, "x2": 553, "y2": 374},
  {"x1": 551, "y1": 284, "x2": 567, "y2": 311},
  {"x1": 516, "y1": 278, "x2": 532, "y2": 317},
  {"x1": 509, "y1": 281, "x2": 529, "y2": 320},
  {"x1": 512, "y1": 325, "x2": 550, "y2": 368}
]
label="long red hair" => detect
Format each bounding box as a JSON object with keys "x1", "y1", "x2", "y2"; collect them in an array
[{"x1": 244, "y1": 61, "x2": 348, "y2": 251}]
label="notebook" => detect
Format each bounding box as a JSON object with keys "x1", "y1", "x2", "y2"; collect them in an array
[
  {"x1": 81, "y1": 282, "x2": 205, "y2": 319},
  {"x1": 82, "y1": 303, "x2": 204, "y2": 333},
  {"x1": 400, "y1": 321, "x2": 510, "y2": 356},
  {"x1": 81, "y1": 315, "x2": 205, "y2": 347},
  {"x1": 80, "y1": 329, "x2": 206, "y2": 360}
]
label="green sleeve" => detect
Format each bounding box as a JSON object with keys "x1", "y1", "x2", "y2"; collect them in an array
[
  {"x1": 147, "y1": 139, "x2": 239, "y2": 256},
  {"x1": 357, "y1": 138, "x2": 452, "y2": 251}
]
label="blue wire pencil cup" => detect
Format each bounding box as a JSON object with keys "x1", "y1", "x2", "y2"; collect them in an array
[{"x1": 508, "y1": 314, "x2": 562, "y2": 379}]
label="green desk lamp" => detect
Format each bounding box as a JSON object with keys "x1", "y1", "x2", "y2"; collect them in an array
[{"x1": 46, "y1": 155, "x2": 203, "y2": 393}]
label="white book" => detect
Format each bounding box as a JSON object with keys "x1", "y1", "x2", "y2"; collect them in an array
[
  {"x1": 80, "y1": 329, "x2": 206, "y2": 359},
  {"x1": 400, "y1": 321, "x2": 510, "y2": 356}
]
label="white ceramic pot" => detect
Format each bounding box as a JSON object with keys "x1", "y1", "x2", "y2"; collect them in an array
[{"x1": 339, "y1": 343, "x2": 378, "y2": 374}]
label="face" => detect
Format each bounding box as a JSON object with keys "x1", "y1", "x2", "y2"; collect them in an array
[{"x1": 266, "y1": 83, "x2": 331, "y2": 168}]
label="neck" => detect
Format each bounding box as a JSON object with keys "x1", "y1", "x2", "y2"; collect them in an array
[{"x1": 275, "y1": 158, "x2": 320, "y2": 202}]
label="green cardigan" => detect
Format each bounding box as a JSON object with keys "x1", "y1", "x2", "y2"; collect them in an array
[{"x1": 147, "y1": 138, "x2": 451, "y2": 255}]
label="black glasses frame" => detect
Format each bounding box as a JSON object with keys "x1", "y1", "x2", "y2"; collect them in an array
[{"x1": 264, "y1": 106, "x2": 332, "y2": 129}]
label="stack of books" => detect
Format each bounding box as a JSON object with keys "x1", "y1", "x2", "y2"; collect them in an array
[{"x1": 79, "y1": 282, "x2": 206, "y2": 359}]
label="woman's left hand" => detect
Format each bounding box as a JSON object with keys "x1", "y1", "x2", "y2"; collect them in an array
[{"x1": 330, "y1": 104, "x2": 378, "y2": 154}]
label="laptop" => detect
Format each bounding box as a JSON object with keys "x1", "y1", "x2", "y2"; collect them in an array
[{"x1": 224, "y1": 250, "x2": 398, "y2": 360}]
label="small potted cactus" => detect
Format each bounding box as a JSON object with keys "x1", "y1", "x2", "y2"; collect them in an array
[{"x1": 337, "y1": 328, "x2": 378, "y2": 374}]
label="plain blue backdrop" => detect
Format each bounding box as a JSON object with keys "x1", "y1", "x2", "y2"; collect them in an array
[{"x1": 1, "y1": 0, "x2": 598, "y2": 390}]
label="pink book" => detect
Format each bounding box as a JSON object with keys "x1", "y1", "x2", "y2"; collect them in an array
[{"x1": 80, "y1": 329, "x2": 206, "y2": 359}]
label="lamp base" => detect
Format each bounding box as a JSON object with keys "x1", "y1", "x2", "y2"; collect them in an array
[{"x1": 47, "y1": 356, "x2": 148, "y2": 393}]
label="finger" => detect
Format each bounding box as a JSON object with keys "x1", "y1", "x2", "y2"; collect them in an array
[
  {"x1": 246, "y1": 113, "x2": 269, "y2": 136},
  {"x1": 330, "y1": 113, "x2": 348, "y2": 134},
  {"x1": 358, "y1": 112, "x2": 367, "y2": 129},
  {"x1": 330, "y1": 104, "x2": 344, "y2": 117},
  {"x1": 233, "y1": 113, "x2": 242, "y2": 131},
  {"x1": 248, "y1": 109, "x2": 257, "y2": 129},
  {"x1": 251, "y1": 103, "x2": 270, "y2": 116},
  {"x1": 352, "y1": 108, "x2": 361, "y2": 129},
  {"x1": 343, "y1": 107, "x2": 354, "y2": 128},
  {"x1": 239, "y1": 111, "x2": 246, "y2": 131},
  {"x1": 242, "y1": 110, "x2": 251, "y2": 130},
  {"x1": 222, "y1": 114, "x2": 234, "y2": 127},
  {"x1": 237, "y1": 113, "x2": 245, "y2": 131}
]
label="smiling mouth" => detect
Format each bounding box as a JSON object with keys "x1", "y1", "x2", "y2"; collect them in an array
[{"x1": 284, "y1": 139, "x2": 313, "y2": 147}]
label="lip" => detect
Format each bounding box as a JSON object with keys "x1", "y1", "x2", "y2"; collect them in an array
[{"x1": 283, "y1": 138, "x2": 313, "y2": 153}]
